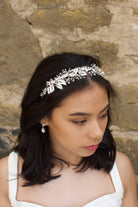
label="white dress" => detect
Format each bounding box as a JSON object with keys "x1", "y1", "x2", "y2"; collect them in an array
[{"x1": 8, "y1": 151, "x2": 124, "y2": 207}]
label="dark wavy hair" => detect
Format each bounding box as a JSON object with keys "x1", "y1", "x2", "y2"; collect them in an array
[{"x1": 14, "y1": 52, "x2": 116, "y2": 186}]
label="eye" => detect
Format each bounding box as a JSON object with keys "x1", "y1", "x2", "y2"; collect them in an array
[
  {"x1": 99, "y1": 112, "x2": 108, "y2": 119},
  {"x1": 72, "y1": 120, "x2": 86, "y2": 125}
]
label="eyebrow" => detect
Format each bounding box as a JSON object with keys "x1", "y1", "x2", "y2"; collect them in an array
[{"x1": 69, "y1": 103, "x2": 109, "y2": 116}]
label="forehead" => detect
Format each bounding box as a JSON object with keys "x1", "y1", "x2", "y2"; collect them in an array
[{"x1": 57, "y1": 83, "x2": 109, "y2": 112}]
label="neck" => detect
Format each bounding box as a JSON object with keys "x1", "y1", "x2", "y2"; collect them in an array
[{"x1": 52, "y1": 152, "x2": 82, "y2": 167}]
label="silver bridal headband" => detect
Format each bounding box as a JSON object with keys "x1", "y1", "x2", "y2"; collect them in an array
[{"x1": 40, "y1": 64, "x2": 105, "y2": 97}]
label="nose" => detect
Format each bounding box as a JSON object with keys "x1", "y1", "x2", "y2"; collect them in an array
[{"x1": 87, "y1": 121, "x2": 103, "y2": 141}]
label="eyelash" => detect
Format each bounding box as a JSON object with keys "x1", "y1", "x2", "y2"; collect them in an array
[
  {"x1": 72, "y1": 112, "x2": 108, "y2": 125},
  {"x1": 99, "y1": 112, "x2": 108, "y2": 119},
  {"x1": 72, "y1": 120, "x2": 86, "y2": 125}
]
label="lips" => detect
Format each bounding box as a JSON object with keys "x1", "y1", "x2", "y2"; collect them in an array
[{"x1": 84, "y1": 144, "x2": 99, "y2": 151}]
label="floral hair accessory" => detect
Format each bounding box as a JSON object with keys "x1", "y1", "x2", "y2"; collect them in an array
[{"x1": 40, "y1": 64, "x2": 105, "y2": 97}]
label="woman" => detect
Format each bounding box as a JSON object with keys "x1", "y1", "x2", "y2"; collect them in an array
[{"x1": 0, "y1": 52, "x2": 137, "y2": 207}]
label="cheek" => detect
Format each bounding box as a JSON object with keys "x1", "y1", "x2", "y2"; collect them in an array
[{"x1": 49, "y1": 119, "x2": 75, "y2": 141}]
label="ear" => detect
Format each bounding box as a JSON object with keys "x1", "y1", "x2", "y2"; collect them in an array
[{"x1": 40, "y1": 116, "x2": 49, "y2": 126}]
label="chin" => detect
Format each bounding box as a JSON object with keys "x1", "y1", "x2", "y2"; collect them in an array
[{"x1": 81, "y1": 150, "x2": 96, "y2": 157}]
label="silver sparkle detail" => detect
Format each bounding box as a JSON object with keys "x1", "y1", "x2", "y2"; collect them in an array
[{"x1": 40, "y1": 64, "x2": 105, "y2": 97}]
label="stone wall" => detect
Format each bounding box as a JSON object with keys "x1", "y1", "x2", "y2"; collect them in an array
[{"x1": 0, "y1": 0, "x2": 138, "y2": 182}]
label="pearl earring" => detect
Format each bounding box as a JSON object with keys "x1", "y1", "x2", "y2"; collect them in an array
[{"x1": 41, "y1": 123, "x2": 46, "y2": 133}]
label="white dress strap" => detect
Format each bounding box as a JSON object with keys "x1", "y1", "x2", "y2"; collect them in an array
[
  {"x1": 8, "y1": 151, "x2": 18, "y2": 206},
  {"x1": 110, "y1": 162, "x2": 124, "y2": 199}
]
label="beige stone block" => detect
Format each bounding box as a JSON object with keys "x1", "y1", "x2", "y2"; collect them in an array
[
  {"x1": 115, "y1": 84, "x2": 138, "y2": 104},
  {"x1": 36, "y1": 0, "x2": 64, "y2": 8},
  {"x1": 111, "y1": 84, "x2": 138, "y2": 131},
  {"x1": 132, "y1": 7, "x2": 138, "y2": 15},
  {"x1": 36, "y1": 0, "x2": 109, "y2": 9},
  {"x1": 28, "y1": 6, "x2": 112, "y2": 33},
  {"x1": 0, "y1": 135, "x2": 13, "y2": 159},
  {"x1": 0, "y1": 0, "x2": 42, "y2": 86},
  {"x1": 85, "y1": 0, "x2": 108, "y2": 5},
  {"x1": 0, "y1": 103, "x2": 20, "y2": 127},
  {"x1": 36, "y1": 0, "x2": 62, "y2": 5},
  {"x1": 0, "y1": 84, "x2": 23, "y2": 108},
  {"x1": 9, "y1": 0, "x2": 37, "y2": 19},
  {"x1": 113, "y1": 104, "x2": 138, "y2": 131}
]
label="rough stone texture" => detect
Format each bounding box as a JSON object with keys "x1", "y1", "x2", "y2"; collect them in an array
[
  {"x1": 9, "y1": 0, "x2": 37, "y2": 19},
  {"x1": 0, "y1": 127, "x2": 19, "y2": 159},
  {"x1": 28, "y1": 7, "x2": 112, "y2": 33},
  {"x1": 0, "y1": 84, "x2": 23, "y2": 127},
  {"x1": 36, "y1": 0, "x2": 109, "y2": 10},
  {"x1": 0, "y1": 136, "x2": 12, "y2": 158},
  {"x1": 0, "y1": 103, "x2": 20, "y2": 127},
  {"x1": 133, "y1": 8, "x2": 138, "y2": 15},
  {"x1": 136, "y1": 176, "x2": 138, "y2": 195},
  {"x1": 0, "y1": 0, "x2": 42, "y2": 86},
  {"x1": 111, "y1": 84, "x2": 138, "y2": 131},
  {"x1": 0, "y1": 0, "x2": 137, "y2": 187}
]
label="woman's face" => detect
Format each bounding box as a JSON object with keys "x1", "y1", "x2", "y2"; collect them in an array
[{"x1": 43, "y1": 82, "x2": 109, "y2": 165}]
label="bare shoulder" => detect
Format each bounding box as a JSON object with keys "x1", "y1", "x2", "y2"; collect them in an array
[
  {"x1": 115, "y1": 151, "x2": 135, "y2": 184},
  {"x1": 116, "y1": 151, "x2": 132, "y2": 170},
  {"x1": 115, "y1": 151, "x2": 138, "y2": 206},
  {"x1": 0, "y1": 155, "x2": 11, "y2": 206},
  {"x1": 116, "y1": 151, "x2": 135, "y2": 175},
  {"x1": 0, "y1": 155, "x2": 9, "y2": 192},
  {"x1": 0, "y1": 155, "x2": 9, "y2": 179}
]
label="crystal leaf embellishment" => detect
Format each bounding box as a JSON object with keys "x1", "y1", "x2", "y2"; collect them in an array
[
  {"x1": 55, "y1": 79, "x2": 66, "y2": 89},
  {"x1": 40, "y1": 64, "x2": 105, "y2": 97},
  {"x1": 78, "y1": 70, "x2": 87, "y2": 76},
  {"x1": 47, "y1": 84, "x2": 55, "y2": 94}
]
